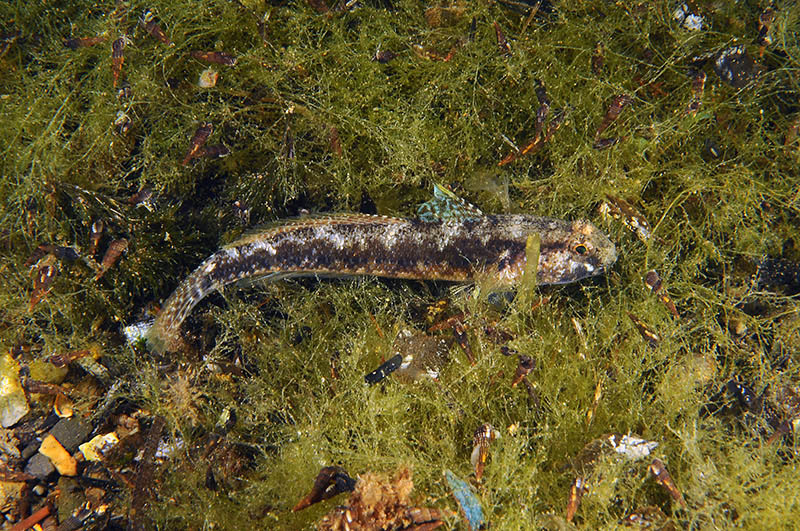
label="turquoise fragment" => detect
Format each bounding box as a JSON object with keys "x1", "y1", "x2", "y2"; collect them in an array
[{"x1": 444, "y1": 469, "x2": 486, "y2": 530}]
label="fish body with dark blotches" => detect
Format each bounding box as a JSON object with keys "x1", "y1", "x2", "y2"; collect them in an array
[{"x1": 146, "y1": 190, "x2": 617, "y2": 353}]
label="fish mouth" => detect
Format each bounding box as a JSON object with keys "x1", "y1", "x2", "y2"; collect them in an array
[
  {"x1": 547, "y1": 261, "x2": 604, "y2": 285},
  {"x1": 600, "y1": 242, "x2": 618, "y2": 271}
]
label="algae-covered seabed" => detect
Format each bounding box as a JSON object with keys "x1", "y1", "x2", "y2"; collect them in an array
[{"x1": 1, "y1": 0, "x2": 799, "y2": 529}]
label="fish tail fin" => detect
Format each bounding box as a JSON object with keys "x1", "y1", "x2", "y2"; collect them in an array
[{"x1": 146, "y1": 266, "x2": 216, "y2": 354}]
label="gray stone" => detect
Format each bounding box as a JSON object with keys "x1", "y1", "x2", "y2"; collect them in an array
[{"x1": 24, "y1": 453, "x2": 55, "y2": 479}]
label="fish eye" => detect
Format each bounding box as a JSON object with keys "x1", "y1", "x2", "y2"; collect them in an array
[{"x1": 574, "y1": 244, "x2": 588, "y2": 255}]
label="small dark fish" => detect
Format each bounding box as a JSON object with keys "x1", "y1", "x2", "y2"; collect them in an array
[
  {"x1": 627, "y1": 312, "x2": 660, "y2": 347},
  {"x1": 390, "y1": 329, "x2": 451, "y2": 382},
  {"x1": 468, "y1": 16, "x2": 477, "y2": 42},
  {"x1": 307, "y1": 0, "x2": 329, "y2": 14},
  {"x1": 786, "y1": 114, "x2": 800, "y2": 147},
  {"x1": 691, "y1": 70, "x2": 706, "y2": 98},
  {"x1": 533, "y1": 79, "x2": 550, "y2": 142},
  {"x1": 534, "y1": 78, "x2": 550, "y2": 107},
  {"x1": 47, "y1": 349, "x2": 91, "y2": 368},
  {"x1": 592, "y1": 136, "x2": 624, "y2": 150},
  {"x1": 598, "y1": 194, "x2": 652, "y2": 242},
  {"x1": 114, "y1": 111, "x2": 132, "y2": 135},
  {"x1": 64, "y1": 36, "x2": 106, "y2": 49},
  {"x1": 644, "y1": 270, "x2": 679, "y2": 318},
  {"x1": 96, "y1": 239, "x2": 128, "y2": 280},
  {"x1": 493, "y1": 22, "x2": 511, "y2": 56},
  {"x1": 450, "y1": 318, "x2": 474, "y2": 365},
  {"x1": 232, "y1": 200, "x2": 251, "y2": 226},
  {"x1": 649, "y1": 458, "x2": 687, "y2": 509},
  {"x1": 182, "y1": 123, "x2": 214, "y2": 166},
  {"x1": 22, "y1": 378, "x2": 63, "y2": 396},
  {"x1": 498, "y1": 0, "x2": 553, "y2": 16},
  {"x1": 199, "y1": 144, "x2": 230, "y2": 159},
  {"x1": 404, "y1": 508, "x2": 446, "y2": 530},
  {"x1": 128, "y1": 188, "x2": 154, "y2": 206},
  {"x1": 130, "y1": 417, "x2": 166, "y2": 525},
  {"x1": 190, "y1": 51, "x2": 237, "y2": 65},
  {"x1": 117, "y1": 81, "x2": 133, "y2": 100},
  {"x1": 500, "y1": 345, "x2": 517, "y2": 356},
  {"x1": 686, "y1": 70, "x2": 706, "y2": 116},
  {"x1": 111, "y1": 36, "x2": 127, "y2": 88},
  {"x1": 471, "y1": 424, "x2": 499, "y2": 481},
  {"x1": 413, "y1": 43, "x2": 460, "y2": 62},
  {"x1": 140, "y1": 10, "x2": 173, "y2": 46},
  {"x1": 147, "y1": 185, "x2": 616, "y2": 353},
  {"x1": 281, "y1": 116, "x2": 294, "y2": 160},
  {"x1": 292, "y1": 466, "x2": 355, "y2": 512},
  {"x1": 726, "y1": 380, "x2": 783, "y2": 431},
  {"x1": 595, "y1": 94, "x2": 631, "y2": 140},
  {"x1": 372, "y1": 49, "x2": 397, "y2": 63},
  {"x1": 620, "y1": 506, "x2": 671, "y2": 528},
  {"x1": 499, "y1": 101, "x2": 566, "y2": 166},
  {"x1": 328, "y1": 126, "x2": 342, "y2": 157},
  {"x1": 257, "y1": 12, "x2": 270, "y2": 46},
  {"x1": 756, "y1": 8, "x2": 775, "y2": 56},
  {"x1": 755, "y1": 257, "x2": 800, "y2": 295},
  {"x1": 591, "y1": 42, "x2": 604, "y2": 75},
  {"x1": 565, "y1": 476, "x2": 587, "y2": 523},
  {"x1": 30, "y1": 264, "x2": 58, "y2": 310},
  {"x1": 511, "y1": 354, "x2": 534, "y2": 387},
  {"x1": 25, "y1": 244, "x2": 79, "y2": 267}
]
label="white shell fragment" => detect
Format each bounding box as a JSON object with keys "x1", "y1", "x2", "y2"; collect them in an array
[
  {"x1": 673, "y1": 4, "x2": 704, "y2": 31},
  {"x1": 608, "y1": 434, "x2": 659, "y2": 460}
]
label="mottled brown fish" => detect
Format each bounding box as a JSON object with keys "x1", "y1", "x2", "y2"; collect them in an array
[{"x1": 146, "y1": 186, "x2": 616, "y2": 353}]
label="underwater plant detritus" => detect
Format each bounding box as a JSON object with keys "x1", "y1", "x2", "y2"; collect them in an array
[{"x1": 146, "y1": 186, "x2": 617, "y2": 353}]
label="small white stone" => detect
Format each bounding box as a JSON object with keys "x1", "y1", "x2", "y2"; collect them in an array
[
  {"x1": 79, "y1": 432, "x2": 120, "y2": 461},
  {"x1": 0, "y1": 352, "x2": 29, "y2": 428}
]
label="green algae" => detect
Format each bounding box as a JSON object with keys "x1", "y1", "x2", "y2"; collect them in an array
[{"x1": 1, "y1": 0, "x2": 800, "y2": 529}]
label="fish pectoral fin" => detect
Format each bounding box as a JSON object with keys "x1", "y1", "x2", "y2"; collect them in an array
[{"x1": 417, "y1": 183, "x2": 483, "y2": 222}]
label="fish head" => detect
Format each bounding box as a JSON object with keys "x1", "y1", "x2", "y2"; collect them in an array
[{"x1": 537, "y1": 219, "x2": 617, "y2": 284}]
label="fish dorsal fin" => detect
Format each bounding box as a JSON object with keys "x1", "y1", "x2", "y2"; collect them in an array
[
  {"x1": 223, "y1": 214, "x2": 407, "y2": 248},
  {"x1": 417, "y1": 184, "x2": 483, "y2": 222}
]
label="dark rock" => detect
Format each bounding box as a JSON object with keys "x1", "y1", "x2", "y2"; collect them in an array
[
  {"x1": 21, "y1": 438, "x2": 42, "y2": 460},
  {"x1": 47, "y1": 417, "x2": 91, "y2": 453},
  {"x1": 56, "y1": 477, "x2": 85, "y2": 524},
  {"x1": 713, "y1": 46, "x2": 757, "y2": 88}
]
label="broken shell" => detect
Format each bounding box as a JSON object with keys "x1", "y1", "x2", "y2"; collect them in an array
[
  {"x1": 470, "y1": 423, "x2": 500, "y2": 481},
  {"x1": 198, "y1": 67, "x2": 219, "y2": 88}
]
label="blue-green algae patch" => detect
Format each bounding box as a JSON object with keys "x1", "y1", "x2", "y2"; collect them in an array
[{"x1": 1, "y1": 0, "x2": 799, "y2": 529}]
